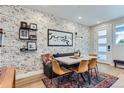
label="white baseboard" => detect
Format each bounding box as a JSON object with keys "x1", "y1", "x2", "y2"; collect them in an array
[{"x1": 16, "y1": 70, "x2": 43, "y2": 80}]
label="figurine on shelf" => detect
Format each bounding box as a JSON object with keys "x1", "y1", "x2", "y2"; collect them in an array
[
  {"x1": 74, "y1": 50, "x2": 81, "y2": 57},
  {"x1": 20, "y1": 45, "x2": 27, "y2": 52},
  {"x1": 20, "y1": 21, "x2": 28, "y2": 29}
]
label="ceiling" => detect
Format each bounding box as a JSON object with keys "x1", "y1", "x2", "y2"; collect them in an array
[{"x1": 24, "y1": 5, "x2": 124, "y2": 26}]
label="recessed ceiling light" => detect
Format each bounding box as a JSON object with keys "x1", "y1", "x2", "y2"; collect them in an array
[
  {"x1": 97, "y1": 21, "x2": 101, "y2": 24},
  {"x1": 78, "y1": 16, "x2": 83, "y2": 20}
]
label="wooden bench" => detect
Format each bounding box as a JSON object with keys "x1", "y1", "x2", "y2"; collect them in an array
[
  {"x1": 0, "y1": 67, "x2": 16, "y2": 88},
  {"x1": 113, "y1": 60, "x2": 124, "y2": 68}
]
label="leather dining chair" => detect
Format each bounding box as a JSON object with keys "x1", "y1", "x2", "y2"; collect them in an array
[
  {"x1": 51, "y1": 59, "x2": 72, "y2": 87},
  {"x1": 88, "y1": 58, "x2": 98, "y2": 79},
  {"x1": 70, "y1": 60, "x2": 91, "y2": 86}
]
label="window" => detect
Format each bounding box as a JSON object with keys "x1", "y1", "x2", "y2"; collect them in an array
[
  {"x1": 115, "y1": 24, "x2": 124, "y2": 45},
  {"x1": 98, "y1": 54, "x2": 107, "y2": 60},
  {"x1": 98, "y1": 38, "x2": 107, "y2": 44},
  {"x1": 98, "y1": 30, "x2": 107, "y2": 37},
  {"x1": 97, "y1": 29, "x2": 107, "y2": 61},
  {"x1": 98, "y1": 46, "x2": 107, "y2": 52}
]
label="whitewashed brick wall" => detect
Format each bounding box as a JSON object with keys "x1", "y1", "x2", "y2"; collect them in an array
[{"x1": 0, "y1": 6, "x2": 90, "y2": 75}]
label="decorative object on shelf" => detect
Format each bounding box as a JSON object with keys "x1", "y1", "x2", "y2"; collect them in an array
[
  {"x1": 20, "y1": 48, "x2": 27, "y2": 52},
  {"x1": 29, "y1": 30, "x2": 37, "y2": 40},
  {"x1": 48, "y1": 29, "x2": 73, "y2": 46},
  {"x1": 19, "y1": 22, "x2": 37, "y2": 40},
  {"x1": 74, "y1": 50, "x2": 81, "y2": 57},
  {"x1": 19, "y1": 29, "x2": 29, "y2": 40},
  {"x1": 0, "y1": 28, "x2": 4, "y2": 47},
  {"x1": 27, "y1": 41, "x2": 37, "y2": 51},
  {"x1": 20, "y1": 45, "x2": 28, "y2": 52},
  {"x1": 19, "y1": 21, "x2": 37, "y2": 52},
  {"x1": 30, "y1": 23, "x2": 37, "y2": 30},
  {"x1": 20, "y1": 21, "x2": 28, "y2": 29}
]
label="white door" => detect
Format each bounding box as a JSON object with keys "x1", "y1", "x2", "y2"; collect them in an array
[{"x1": 97, "y1": 25, "x2": 112, "y2": 64}]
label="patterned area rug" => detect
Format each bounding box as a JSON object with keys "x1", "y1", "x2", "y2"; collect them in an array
[{"x1": 42, "y1": 72, "x2": 118, "y2": 88}]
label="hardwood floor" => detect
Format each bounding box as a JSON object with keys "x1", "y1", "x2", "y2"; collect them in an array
[
  {"x1": 16, "y1": 63, "x2": 124, "y2": 88},
  {"x1": 17, "y1": 80, "x2": 46, "y2": 88},
  {"x1": 16, "y1": 73, "x2": 46, "y2": 88},
  {"x1": 98, "y1": 63, "x2": 124, "y2": 76}
]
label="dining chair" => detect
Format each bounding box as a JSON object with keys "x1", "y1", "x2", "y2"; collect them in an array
[
  {"x1": 88, "y1": 58, "x2": 98, "y2": 79},
  {"x1": 70, "y1": 60, "x2": 91, "y2": 86},
  {"x1": 89, "y1": 54, "x2": 99, "y2": 74},
  {"x1": 51, "y1": 59, "x2": 72, "y2": 87},
  {"x1": 89, "y1": 53, "x2": 97, "y2": 56}
]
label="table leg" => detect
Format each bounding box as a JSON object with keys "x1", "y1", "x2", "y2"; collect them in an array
[{"x1": 114, "y1": 62, "x2": 117, "y2": 67}]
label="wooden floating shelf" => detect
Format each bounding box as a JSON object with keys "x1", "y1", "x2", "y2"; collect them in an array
[
  {"x1": 19, "y1": 27, "x2": 38, "y2": 31},
  {"x1": 19, "y1": 39, "x2": 37, "y2": 40}
]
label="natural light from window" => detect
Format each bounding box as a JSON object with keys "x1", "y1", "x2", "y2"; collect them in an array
[{"x1": 115, "y1": 24, "x2": 124, "y2": 45}]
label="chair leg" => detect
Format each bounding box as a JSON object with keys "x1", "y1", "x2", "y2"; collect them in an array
[
  {"x1": 91, "y1": 69, "x2": 93, "y2": 78},
  {"x1": 94, "y1": 68, "x2": 98, "y2": 80},
  {"x1": 67, "y1": 73, "x2": 71, "y2": 80},
  {"x1": 78, "y1": 74, "x2": 80, "y2": 82},
  {"x1": 86, "y1": 71, "x2": 91, "y2": 85},
  {"x1": 51, "y1": 71, "x2": 59, "y2": 87},
  {"x1": 69, "y1": 72, "x2": 74, "y2": 86},
  {"x1": 80, "y1": 73, "x2": 86, "y2": 82},
  {"x1": 57, "y1": 76, "x2": 63, "y2": 88},
  {"x1": 88, "y1": 69, "x2": 91, "y2": 79},
  {"x1": 60, "y1": 75, "x2": 64, "y2": 83},
  {"x1": 78, "y1": 74, "x2": 80, "y2": 88}
]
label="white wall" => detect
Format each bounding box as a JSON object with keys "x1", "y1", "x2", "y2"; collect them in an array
[{"x1": 90, "y1": 17, "x2": 124, "y2": 65}]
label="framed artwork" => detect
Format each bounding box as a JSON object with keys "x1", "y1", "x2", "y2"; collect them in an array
[
  {"x1": 19, "y1": 29, "x2": 29, "y2": 40},
  {"x1": 30, "y1": 23, "x2": 37, "y2": 30},
  {"x1": 48, "y1": 29, "x2": 73, "y2": 46},
  {"x1": 29, "y1": 30, "x2": 37, "y2": 40},
  {"x1": 0, "y1": 29, "x2": 3, "y2": 47},
  {"x1": 20, "y1": 21, "x2": 28, "y2": 29},
  {"x1": 27, "y1": 41, "x2": 37, "y2": 51},
  {"x1": 29, "y1": 35, "x2": 37, "y2": 40}
]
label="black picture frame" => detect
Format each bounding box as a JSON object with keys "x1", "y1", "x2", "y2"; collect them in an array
[
  {"x1": 19, "y1": 28, "x2": 29, "y2": 40},
  {"x1": 27, "y1": 41, "x2": 37, "y2": 51},
  {"x1": 29, "y1": 35, "x2": 37, "y2": 40},
  {"x1": 0, "y1": 29, "x2": 3, "y2": 47},
  {"x1": 30, "y1": 23, "x2": 37, "y2": 30},
  {"x1": 29, "y1": 30, "x2": 37, "y2": 40},
  {"x1": 20, "y1": 21, "x2": 28, "y2": 29},
  {"x1": 48, "y1": 29, "x2": 73, "y2": 46}
]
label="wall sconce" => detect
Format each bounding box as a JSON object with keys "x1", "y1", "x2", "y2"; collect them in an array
[
  {"x1": 75, "y1": 32, "x2": 83, "y2": 38},
  {"x1": 0, "y1": 28, "x2": 5, "y2": 47},
  {"x1": 74, "y1": 32, "x2": 83, "y2": 52}
]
